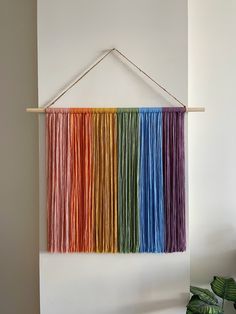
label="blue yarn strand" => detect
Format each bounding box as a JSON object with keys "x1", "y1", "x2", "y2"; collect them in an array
[{"x1": 139, "y1": 108, "x2": 164, "y2": 252}]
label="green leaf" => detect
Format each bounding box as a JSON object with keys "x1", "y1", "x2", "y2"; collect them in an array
[
  {"x1": 191, "y1": 286, "x2": 218, "y2": 305},
  {"x1": 187, "y1": 296, "x2": 223, "y2": 314},
  {"x1": 211, "y1": 276, "x2": 236, "y2": 302},
  {"x1": 187, "y1": 309, "x2": 194, "y2": 314}
]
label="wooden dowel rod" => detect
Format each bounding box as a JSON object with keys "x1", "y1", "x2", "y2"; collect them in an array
[
  {"x1": 26, "y1": 107, "x2": 45, "y2": 113},
  {"x1": 186, "y1": 107, "x2": 205, "y2": 112},
  {"x1": 26, "y1": 107, "x2": 205, "y2": 113}
]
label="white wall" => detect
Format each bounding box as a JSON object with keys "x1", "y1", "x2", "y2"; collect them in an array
[
  {"x1": 189, "y1": 1, "x2": 236, "y2": 312},
  {"x1": 1, "y1": 1, "x2": 236, "y2": 313},
  {"x1": 38, "y1": 1, "x2": 189, "y2": 314}
]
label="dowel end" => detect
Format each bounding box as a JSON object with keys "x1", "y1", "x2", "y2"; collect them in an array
[
  {"x1": 186, "y1": 107, "x2": 205, "y2": 112},
  {"x1": 26, "y1": 107, "x2": 45, "y2": 113}
]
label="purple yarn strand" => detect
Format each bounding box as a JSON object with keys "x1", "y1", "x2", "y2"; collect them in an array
[{"x1": 162, "y1": 108, "x2": 186, "y2": 252}]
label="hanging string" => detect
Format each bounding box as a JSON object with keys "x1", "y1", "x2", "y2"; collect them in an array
[
  {"x1": 114, "y1": 49, "x2": 186, "y2": 109},
  {"x1": 45, "y1": 48, "x2": 186, "y2": 109}
]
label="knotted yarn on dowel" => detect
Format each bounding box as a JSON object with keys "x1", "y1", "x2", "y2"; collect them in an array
[{"x1": 46, "y1": 107, "x2": 186, "y2": 253}]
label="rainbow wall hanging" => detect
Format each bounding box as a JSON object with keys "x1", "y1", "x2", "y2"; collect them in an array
[{"x1": 46, "y1": 107, "x2": 186, "y2": 253}]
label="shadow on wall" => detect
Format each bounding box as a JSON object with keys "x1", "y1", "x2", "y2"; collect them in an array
[
  {"x1": 191, "y1": 249, "x2": 236, "y2": 282},
  {"x1": 111, "y1": 293, "x2": 188, "y2": 314},
  {"x1": 191, "y1": 225, "x2": 236, "y2": 284}
]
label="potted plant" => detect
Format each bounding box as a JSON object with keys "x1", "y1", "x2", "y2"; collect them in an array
[{"x1": 187, "y1": 276, "x2": 236, "y2": 313}]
